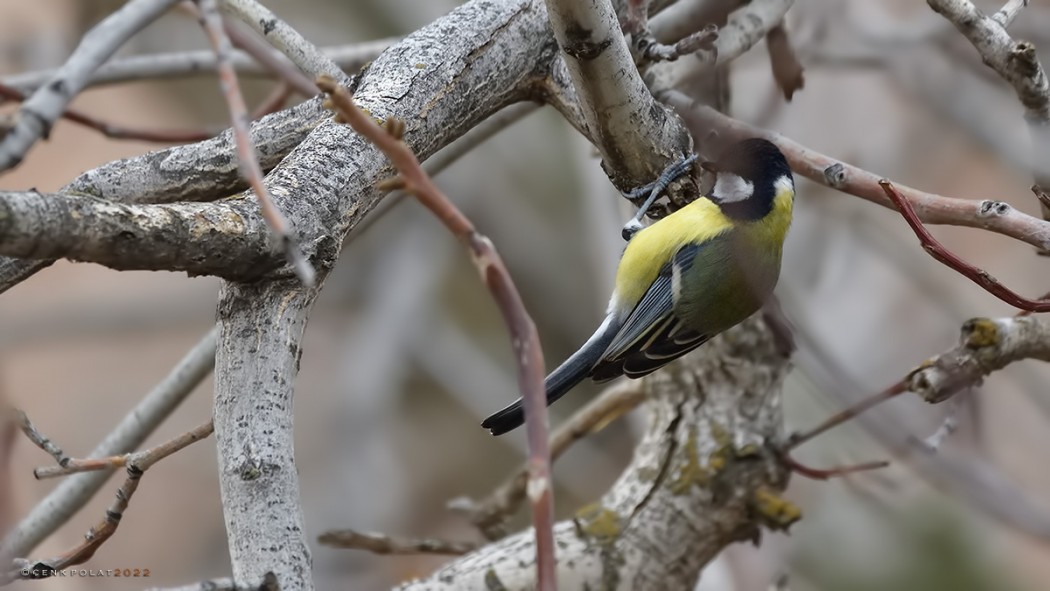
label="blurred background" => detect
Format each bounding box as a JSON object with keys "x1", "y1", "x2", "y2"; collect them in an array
[{"x1": 1, "y1": 0, "x2": 1050, "y2": 589}]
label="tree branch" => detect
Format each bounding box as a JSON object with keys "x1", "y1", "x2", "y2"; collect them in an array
[
  {"x1": 666, "y1": 92, "x2": 1050, "y2": 252},
  {"x1": 908, "y1": 315, "x2": 1050, "y2": 403},
  {"x1": 400, "y1": 318, "x2": 795, "y2": 590},
  {"x1": 0, "y1": 190, "x2": 278, "y2": 280},
  {"x1": 0, "y1": 327, "x2": 217, "y2": 560},
  {"x1": 543, "y1": 0, "x2": 693, "y2": 189},
  {"x1": 1, "y1": 41, "x2": 393, "y2": 95},
  {"x1": 0, "y1": 0, "x2": 182, "y2": 171}
]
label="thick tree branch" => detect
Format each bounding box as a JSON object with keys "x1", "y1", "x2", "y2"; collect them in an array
[
  {"x1": 207, "y1": 2, "x2": 559, "y2": 588},
  {"x1": 543, "y1": 0, "x2": 693, "y2": 189},
  {"x1": 0, "y1": 97, "x2": 326, "y2": 294},
  {"x1": 0, "y1": 191, "x2": 278, "y2": 280}
]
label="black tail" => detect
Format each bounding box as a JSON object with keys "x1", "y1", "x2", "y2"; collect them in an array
[{"x1": 481, "y1": 316, "x2": 621, "y2": 436}]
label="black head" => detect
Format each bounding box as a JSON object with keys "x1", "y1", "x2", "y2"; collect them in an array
[{"x1": 704, "y1": 138, "x2": 793, "y2": 221}]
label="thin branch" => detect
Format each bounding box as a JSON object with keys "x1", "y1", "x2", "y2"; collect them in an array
[
  {"x1": 666, "y1": 91, "x2": 1050, "y2": 252},
  {"x1": 318, "y1": 530, "x2": 477, "y2": 556},
  {"x1": 11, "y1": 410, "x2": 68, "y2": 468},
  {"x1": 786, "y1": 382, "x2": 909, "y2": 450},
  {"x1": 461, "y1": 380, "x2": 646, "y2": 540},
  {"x1": 0, "y1": 0, "x2": 182, "y2": 171},
  {"x1": 0, "y1": 82, "x2": 215, "y2": 143},
  {"x1": 928, "y1": 0, "x2": 1050, "y2": 217},
  {"x1": 5, "y1": 422, "x2": 214, "y2": 583},
  {"x1": 317, "y1": 75, "x2": 554, "y2": 591},
  {"x1": 34, "y1": 421, "x2": 214, "y2": 480},
  {"x1": 765, "y1": 24, "x2": 805, "y2": 100},
  {"x1": 220, "y1": 0, "x2": 348, "y2": 83},
  {"x1": 0, "y1": 327, "x2": 217, "y2": 560},
  {"x1": 908, "y1": 315, "x2": 1050, "y2": 403},
  {"x1": 992, "y1": 0, "x2": 1030, "y2": 28},
  {"x1": 220, "y1": 16, "x2": 318, "y2": 97},
  {"x1": 1, "y1": 41, "x2": 394, "y2": 95},
  {"x1": 197, "y1": 0, "x2": 315, "y2": 287},
  {"x1": 780, "y1": 455, "x2": 890, "y2": 481},
  {"x1": 880, "y1": 180, "x2": 1050, "y2": 312}
]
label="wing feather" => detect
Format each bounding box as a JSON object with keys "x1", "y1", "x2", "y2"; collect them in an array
[{"x1": 591, "y1": 243, "x2": 711, "y2": 381}]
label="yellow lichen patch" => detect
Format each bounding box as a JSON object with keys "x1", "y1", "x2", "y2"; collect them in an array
[
  {"x1": 574, "y1": 503, "x2": 622, "y2": 543},
  {"x1": 751, "y1": 486, "x2": 801, "y2": 530},
  {"x1": 735, "y1": 443, "x2": 762, "y2": 458},
  {"x1": 668, "y1": 427, "x2": 711, "y2": 494},
  {"x1": 963, "y1": 318, "x2": 999, "y2": 348},
  {"x1": 415, "y1": 62, "x2": 427, "y2": 69}
]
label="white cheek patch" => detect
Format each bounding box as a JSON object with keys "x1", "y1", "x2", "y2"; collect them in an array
[
  {"x1": 712, "y1": 173, "x2": 754, "y2": 203},
  {"x1": 773, "y1": 174, "x2": 794, "y2": 198}
]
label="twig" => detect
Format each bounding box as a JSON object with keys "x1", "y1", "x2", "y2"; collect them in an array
[
  {"x1": 460, "y1": 380, "x2": 646, "y2": 539},
  {"x1": 220, "y1": 0, "x2": 348, "y2": 83},
  {"x1": 786, "y1": 381, "x2": 908, "y2": 450},
  {"x1": 765, "y1": 24, "x2": 805, "y2": 100},
  {"x1": 34, "y1": 421, "x2": 214, "y2": 480},
  {"x1": 992, "y1": 0, "x2": 1030, "y2": 28},
  {"x1": 780, "y1": 454, "x2": 890, "y2": 481},
  {"x1": 317, "y1": 75, "x2": 554, "y2": 591},
  {"x1": 880, "y1": 180, "x2": 1050, "y2": 312},
  {"x1": 197, "y1": 0, "x2": 315, "y2": 287},
  {"x1": 918, "y1": 397, "x2": 963, "y2": 452},
  {"x1": 318, "y1": 529, "x2": 477, "y2": 556},
  {"x1": 666, "y1": 91, "x2": 1050, "y2": 252},
  {"x1": 1, "y1": 41, "x2": 395, "y2": 95},
  {"x1": 220, "y1": 16, "x2": 318, "y2": 97},
  {"x1": 11, "y1": 410, "x2": 67, "y2": 467},
  {"x1": 5, "y1": 422, "x2": 214, "y2": 583},
  {"x1": 0, "y1": 82, "x2": 215, "y2": 143},
  {"x1": 0, "y1": 0, "x2": 181, "y2": 171},
  {"x1": 0, "y1": 327, "x2": 217, "y2": 560}
]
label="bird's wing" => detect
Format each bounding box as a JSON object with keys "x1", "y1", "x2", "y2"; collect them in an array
[{"x1": 591, "y1": 242, "x2": 711, "y2": 381}]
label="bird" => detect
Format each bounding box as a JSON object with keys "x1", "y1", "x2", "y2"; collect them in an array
[{"x1": 481, "y1": 138, "x2": 794, "y2": 436}]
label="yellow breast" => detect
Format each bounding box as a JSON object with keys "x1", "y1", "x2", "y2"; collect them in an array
[{"x1": 611, "y1": 186, "x2": 793, "y2": 314}]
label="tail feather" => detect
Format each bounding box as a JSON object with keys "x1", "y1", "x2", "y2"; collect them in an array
[{"x1": 481, "y1": 316, "x2": 621, "y2": 436}]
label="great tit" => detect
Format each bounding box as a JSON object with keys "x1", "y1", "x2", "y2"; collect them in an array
[{"x1": 481, "y1": 138, "x2": 794, "y2": 436}]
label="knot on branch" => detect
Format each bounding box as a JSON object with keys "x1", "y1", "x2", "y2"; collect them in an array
[{"x1": 1008, "y1": 40, "x2": 1041, "y2": 77}]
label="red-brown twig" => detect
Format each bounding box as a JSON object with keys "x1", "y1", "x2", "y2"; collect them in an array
[
  {"x1": 781, "y1": 454, "x2": 890, "y2": 481},
  {"x1": 880, "y1": 180, "x2": 1050, "y2": 312},
  {"x1": 0, "y1": 82, "x2": 215, "y2": 143},
  {"x1": 786, "y1": 381, "x2": 908, "y2": 450},
  {"x1": 251, "y1": 83, "x2": 292, "y2": 119},
  {"x1": 5, "y1": 422, "x2": 213, "y2": 583},
  {"x1": 316, "y1": 75, "x2": 554, "y2": 590},
  {"x1": 197, "y1": 0, "x2": 314, "y2": 287},
  {"x1": 33, "y1": 421, "x2": 213, "y2": 479}
]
